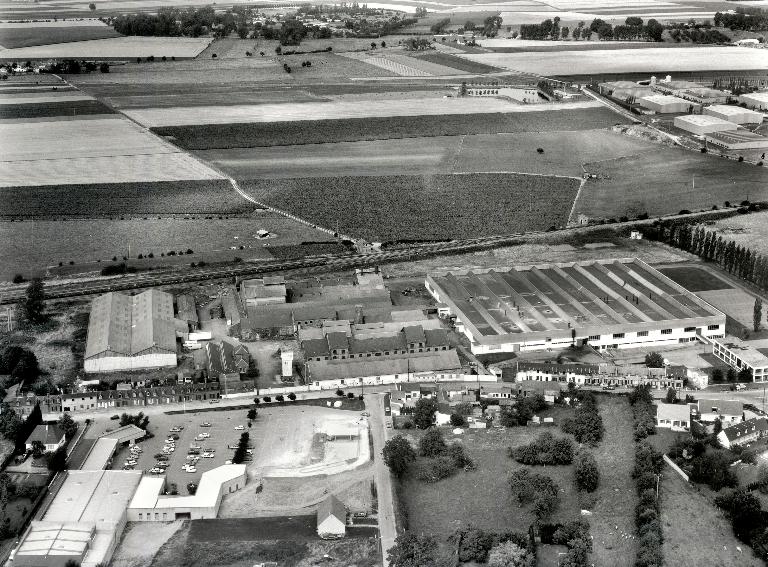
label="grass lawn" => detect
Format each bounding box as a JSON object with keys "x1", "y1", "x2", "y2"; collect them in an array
[
  {"x1": 659, "y1": 266, "x2": 734, "y2": 293},
  {"x1": 587, "y1": 396, "x2": 638, "y2": 567},
  {"x1": 399, "y1": 425, "x2": 582, "y2": 549},
  {"x1": 662, "y1": 471, "x2": 763, "y2": 566},
  {"x1": 574, "y1": 148, "x2": 768, "y2": 221}
]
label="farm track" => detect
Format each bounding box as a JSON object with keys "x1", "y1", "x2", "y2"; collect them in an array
[{"x1": 0, "y1": 208, "x2": 739, "y2": 305}]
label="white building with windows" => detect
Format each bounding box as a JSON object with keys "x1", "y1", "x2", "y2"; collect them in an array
[
  {"x1": 712, "y1": 336, "x2": 768, "y2": 382},
  {"x1": 655, "y1": 402, "x2": 691, "y2": 431},
  {"x1": 426, "y1": 258, "x2": 726, "y2": 355}
]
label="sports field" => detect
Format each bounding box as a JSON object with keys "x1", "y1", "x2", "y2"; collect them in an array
[
  {"x1": 457, "y1": 47, "x2": 768, "y2": 76},
  {"x1": 241, "y1": 173, "x2": 580, "y2": 242},
  {"x1": 572, "y1": 148, "x2": 768, "y2": 221},
  {"x1": 0, "y1": 36, "x2": 213, "y2": 60},
  {"x1": 0, "y1": 117, "x2": 222, "y2": 186},
  {"x1": 712, "y1": 212, "x2": 768, "y2": 257}
]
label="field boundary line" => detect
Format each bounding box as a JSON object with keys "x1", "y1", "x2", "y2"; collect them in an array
[
  {"x1": 567, "y1": 175, "x2": 588, "y2": 226},
  {"x1": 447, "y1": 170, "x2": 583, "y2": 181}
]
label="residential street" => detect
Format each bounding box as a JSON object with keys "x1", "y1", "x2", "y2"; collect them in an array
[{"x1": 368, "y1": 393, "x2": 396, "y2": 567}]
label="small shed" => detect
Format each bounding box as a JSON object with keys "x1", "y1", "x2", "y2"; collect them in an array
[{"x1": 317, "y1": 495, "x2": 346, "y2": 539}]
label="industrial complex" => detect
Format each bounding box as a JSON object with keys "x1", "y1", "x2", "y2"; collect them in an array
[{"x1": 426, "y1": 258, "x2": 725, "y2": 355}]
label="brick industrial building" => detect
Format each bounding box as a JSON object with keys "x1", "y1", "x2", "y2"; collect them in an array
[{"x1": 426, "y1": 258, "x2": 725, "y2": 355}]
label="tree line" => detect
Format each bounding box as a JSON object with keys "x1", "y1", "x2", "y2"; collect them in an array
[
  {"x1": 643, "y1": 215, "x2": 768, "y2": 300},
  {"x1": 520, "y1": 16, "x2": 664, "y2": 42},
  {"x1": 714, "y1": 7, "x2": 768, "y2": 32}
]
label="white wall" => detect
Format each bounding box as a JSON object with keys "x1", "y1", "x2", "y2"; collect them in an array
[{"x1": 84, "y1": 353, "x2": 176, "y2": 373}]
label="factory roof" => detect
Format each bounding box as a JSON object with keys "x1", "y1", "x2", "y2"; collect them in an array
[
  {"x1": 308, "y1": 350, "x2": 462, "y2": 382},
  {"x1": 176, "y1": 294, "x2": 198, "y2": 323},
  {"x1": 85, "y1": 290, "x2": 177, "y2": 359},
  {"x1": 713, "y1": 336, "x2": 768, "y2": 368},
  {"x1": 427, "y1": 258, "x2": 723, "y2": 345},
  {"x1": 154, "y1": 464, "x2": 246, "y2": 510},
  {"x1": 127, "y1": 476, "x2": 164, "y2": 509},
  {"x1": 403, "y1": 325, "x2": 426, "y2": 345},
  {"x1": 675, "y1": 114, "x2": 737, "y2": 127},
  {"x1": 80, "y1": 437, "x2": 118, "y2": 471},
  {"x1": 640, "y1": 94, "x2": 689, "y2": 104},
  {"x1": 741, "y1": 91, "x2": 768, "y2": 103},
  {"x1": 15, "y1": 522, "x2": 93, "y2": 559}
]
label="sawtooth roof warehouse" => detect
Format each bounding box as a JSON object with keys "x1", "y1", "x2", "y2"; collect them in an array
[{"x1": 425, "y1": 258, "x2": 725, "y2": 355}]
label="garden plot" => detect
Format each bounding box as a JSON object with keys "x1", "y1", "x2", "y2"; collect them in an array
[
  {"x1": 0, "y1": 36, "x2": 212, "y2": 60},
  {"x1": 340, "y1": 51, "x2": 430, "y2": 76},
  {"x1": 0, "y1": 92, "x2": 93, "y2": 105},
  {"x1": 457, "y1": 47, "x2": 768, "y2": 76},
  {"x1": 0, "y1": 117, "x2": 222, "y2": 186},
  {"x1": 126, "y1": 97, "x2": 601, "y2": 127}
]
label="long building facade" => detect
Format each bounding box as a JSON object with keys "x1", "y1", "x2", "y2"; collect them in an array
[{"x1": 426, "y1": 258, "x2": 726, "y2": 355}]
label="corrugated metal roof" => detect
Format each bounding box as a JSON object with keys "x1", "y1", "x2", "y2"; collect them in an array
[
  {"x1": 308, "y1": 350, "x2": 461, "y2": 382},
  {"x1": 85, "y1": 290, "x2": 177, "y2": 359}
]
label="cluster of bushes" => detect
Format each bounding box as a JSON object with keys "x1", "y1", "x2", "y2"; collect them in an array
[
  {"x1": 0, "y1": 346, "x2": 40, "y2": 392},
  {"x1": 628, "y1": 385, "x2": 657, "y2": 440},
  {"x1": 669, "y1": 27, "x2": 730, "y2": 43},
  {"x1": 540, "y1": 520, "x2": 593, "y2": 567},
  {"x1": 413, "y1": 429, "x2": 474, "y2": 483},
  {"x1": 499, "y1": 393, "x2": 547, "y2": 427},
  {"x1": 383, "y1": 435, "x2": 416, "y2": 478},
  {"x1": 715, "y1": 7, "x2": 768, "y2": 32},
  {"x1": 561, "y1": 391, "x2": 603, "y2": 446},
  {"x1": 715, "y1": 489, "x2": 768, "y2": 561},
  {"x1": 100, "y1": 263, "x2": 138, "y2": 276},
  {"x1": 668, "y1": 437, "x2": 737, "y2": 491},
  {"x1": 509, "y1": 468, "x2": 560, "y2": 522},
  {"x1": 253, "y1": 392, "x2": 297, "y2": 404},
  {"x1": 632, "y1": 442, "x2": 664, "y2": 567},
  {"x1": 509, "y1": 431, "x2": 574, "y2": 465}
]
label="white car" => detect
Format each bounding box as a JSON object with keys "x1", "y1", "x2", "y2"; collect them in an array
[
  {"x1": 125, "y1": 460, "x2": 137, "y2": 466},
  {"x1": 234, "y1": 425, "x2": 245, "y2": 431},
  {"x1": 201, "y1": 452, "x2": 215, "y2": 458},
  {"x1": 246, "y1": 449, "x2": 253, "y2": 455},
  {"x1": 149, "y1": 467, "x2": 164, "y2": 474},
  {"x1": 184, "y1": 467, "x2": 197, "y2": 473}
]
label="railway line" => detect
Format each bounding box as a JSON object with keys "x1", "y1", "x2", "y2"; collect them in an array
[
  {"x1": 0, "y1": 232, "x2": 532, "y2": 305},
  {"x1": 0, "y1": 206, "x2": 740, "y2": 306}
]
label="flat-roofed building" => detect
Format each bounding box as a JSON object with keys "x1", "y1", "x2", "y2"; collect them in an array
[
  {"x1": 84, "y1": 290, "x2": 180, "y2": 373},
  {"x1": 639, "y1": 94, "x2": 695, "y2": 113},
  {"x1": 706, "y1": 129, "x2": 768, "y2": 151},
  {"x1": 655, "y1": 402, "x2": 691, "y2": 431},
  {"x1": 704, "y1": 104, "x2": 764, "y2": 124},
  {"x1": 240, "y1": 277, "x2": 287, "y2": 307},
  {"x1": 713, "y1": 336, "x2": 768, "y2": 382},
  {"x1": 673, "y1": 114, "x2": 738, "y2": 135},
  {"x1": 127, "y1": 464, "x2": 246, "y2": 521},
  {"x1": 677, "y1": 87, "x2": 728, "y2": 105},
  {"x1": 739, "y1": 91, "x2": 768, "y2": 111},
  {"x1": 13, "y1": 470, "x2": 142, "y2": 567},
  {"x1": 598, "y1": 81, "x2": 651, "y2": 100},
  {"x1": 426, "y1": 258, "x2": 726, "y2": 355},
  {"x1": 652, "y1": 80, "x2": 703, "y2": 95},
  {"x1": 175, "y1": 294, "x2": 199, "y2": 330}
]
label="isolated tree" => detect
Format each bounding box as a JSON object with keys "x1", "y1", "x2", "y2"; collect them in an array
[
  {"x1": 382, "y1": 435, "x2": 416, "y2": 478},
  {"x1": 487, "y1": 541, "x2": 533, "y2": 567},
  {"x1": 246, "y1": 409, "x2": 257, "y2": 420},
  {"x1": 561, "y1": 26, "x2": 569, "y2": 39},
  {"x1": 21, "y1": 279, "x2": 46, "y2": 324},
  {"x1": 754, "y1": 298, "x2": 763, "y2": 332},
  {"x1": 419, "y1": 428, "x2": 446, "y2": 457},
  {"x1": 450, "y1": 413, "x2": 466, "y2": 427},
  {"x1": 454, "y1": 401, "x2": 474, "y2": 416},
  {"x1": 412, "y1": 398, "x2": 438, "y2": 429},
  {"x1": 88, "y1": 2, "x2": 95, "y2": 9},
  {"x1": 48, "y1": 446, "x2": 67, "y2": 472},
  {"x1": 287, "y1": 392, "x2": 296, "y2": 401},
  {"x1": 30, "y1": 440, "x2": 45, "y2": 458},
  {"x1": 645, "y1": 352, "x2": 664, "y2": 368},
  {"x1": 574, "y1": 450, "x2": 600, "y2": 492},
  {"x1": 665, "y1": 387, "x2": 677, "y2": 404},
  {"x1": 57, "y1": 413, "x2": 77, "y2": 440}
]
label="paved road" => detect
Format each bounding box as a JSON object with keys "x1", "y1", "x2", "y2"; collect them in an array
[{"x1": 368, "y1": 393, "x2": 396, "y2": 567}]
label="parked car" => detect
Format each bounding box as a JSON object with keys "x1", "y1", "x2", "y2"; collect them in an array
[
  {"x1": 360, "y1": 412, "x2": 370, "y2": 417},
  {"x1": 209, "y1": 399, "x2": 220, "y2": 404},
  {"x1": 149, "y1": 467, "x2": 164, "y2": 474},
  {"x1": 234, "y1": 425, "x2": 245, "y2": 431},
  {"x1": 201, "y1": 452, "x2": 215, "y2": 458},
  {"x1": 184, "y1": 467, "x2": 197, "y2": 473},
  {"x1": 228, "y1": 444, "x2": 239, "y2": 450},
  {"x1": 200, "y1": 422, "x2": 212, "y2": 427},
  {"x1": 125, "y1": 460, "x2": 137, "y2": 466}
]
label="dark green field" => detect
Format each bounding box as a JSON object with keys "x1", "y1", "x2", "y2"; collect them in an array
[
  {"x1": 0, "y1": 99, "x2": 114, "y2": 119},
  {"x1": 0, "y1": 25, "x2": 120, "y2": 48},
  {"x1": 154, "y1": 106, "x2": 628, "y2": 150},
  {"x1": 240, "y1": 173, "x2": 580, "y2": 242},
  {"x1": 0, "y1": 180, "x2": 254, "y2": 218}
]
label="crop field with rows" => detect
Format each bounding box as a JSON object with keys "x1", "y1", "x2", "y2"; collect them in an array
[
  {"x1": 0, "y1": 180, "x2": 255, "y2": 218},
  {"x1": 156, "y1": 106, "x2": 626, "y2": 150},
  {"x1": 240, "y1": 173, "x2": 580, "y2": 242},
  {"x1": 0, "y1": 100, "x2": 114, "y2": 120}
]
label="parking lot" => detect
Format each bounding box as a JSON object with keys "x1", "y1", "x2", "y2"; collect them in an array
[{"x1": 109, "y1": 408, "x2": 252, "y2": 491}]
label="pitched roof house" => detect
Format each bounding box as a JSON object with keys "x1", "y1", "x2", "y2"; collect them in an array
[
  {"x1": 655, "y1": 402, "x2": 691, "y2": 431},
  {"x1": 25, "y1": 424, "x2": 66, "y2": 452},
  {"x1": 717, "y1": 417, "x2": 768, "y2": 449},
  {"x1": 317, "y1": 495, "x2": 346, "y2": 539}
]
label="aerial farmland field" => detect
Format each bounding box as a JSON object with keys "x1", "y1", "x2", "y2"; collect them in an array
[
  {"x1": 155, "y1": 106, "x2": 627, "y2": 150},
  {"x1": 457, "y1": 46, "x2": 768, "y2": 77},
  {"x1": 0, "y1": 117, "x2": 222, "y2": 186},
  {"x1": 241, "y1": 173, "x2": 580, "y2": 242},
  {"x1": 0, "y1": 20, "x2": 120, "y2": 48},
  {"x1": 0, "y1": 99, "x2": 115, "y2": 119},
  {"x1": 0, "y1": 36, "x2": 213, "y2": 60},
  {"x1": 0, "y1": 214, "x2": 335, "y2": 280},
  {"x1": 572, "y1": 148, "x2": 768, "y2": 221},
  {"x1": 199, "y1": 129, "x2": 657, "y2": 179},
  {"x1": 711, "y1": 212, "x2": 768, "y2": 257}
]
